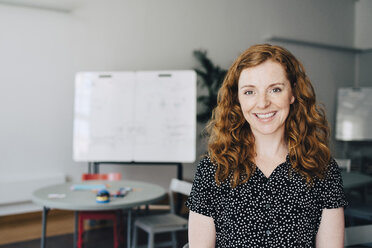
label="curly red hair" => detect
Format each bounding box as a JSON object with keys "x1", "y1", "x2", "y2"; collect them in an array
[{"x1": 207, "y1": 44, "x2": 330, "y2": 187}]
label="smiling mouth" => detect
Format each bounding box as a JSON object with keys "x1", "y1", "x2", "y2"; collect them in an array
[{"x1": 255, "y1": 111, "x2": 276, "y2": 119}]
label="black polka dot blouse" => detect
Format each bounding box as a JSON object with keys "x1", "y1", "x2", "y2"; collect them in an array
[{"x1": 186, "y1": 156, "x2": 347, "y2": 247}]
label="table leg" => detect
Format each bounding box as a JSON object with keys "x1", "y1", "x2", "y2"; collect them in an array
[
  {"x1": 41, "y1": 207, "x2": 49, "y2": 248},
  {"x1": 127, "y1": 209, "x2": 132, "y2": 248},
  {"x1": 74, "y1": 211, "x2": 78, "y2": 248}
]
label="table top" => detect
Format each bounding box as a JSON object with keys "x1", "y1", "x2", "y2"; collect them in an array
[
  {"x1": 32, "y1": 180, "x2": 166, "y2": 211},
  {"x1": 341, "y1": 171, "x2": 372, "y2": 189}
]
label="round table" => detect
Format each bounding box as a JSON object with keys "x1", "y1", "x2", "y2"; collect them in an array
[{"x1": 32, "y1": 180, "x2": 166, "y2": 248}]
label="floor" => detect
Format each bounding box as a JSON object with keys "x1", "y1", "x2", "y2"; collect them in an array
[
  {"x1": 0, "y1": 210, "x2": 74, "y2": 245},
  {"x1": 0, "y1": 208, "x2": 188, "y2": 248},
  {"x1": 0, "y1": 227, "x2": 188, "y2": 248}
]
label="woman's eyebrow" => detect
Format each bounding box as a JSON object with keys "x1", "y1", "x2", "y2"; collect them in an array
[
  {"x1": 269, "y1": 83, "x2": 285, "y2": 87},
  {"x1": 239, "y1": 82, "x2": 285, "y2": 90},
  {"x1": 239, "y1": 84, "x2": 255, "y2": 90}
]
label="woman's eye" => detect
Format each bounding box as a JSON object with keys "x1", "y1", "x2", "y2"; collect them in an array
[
  {"x1": 272, "y1": 88, "x2": 282, "y2": 93},
  {"x1": 244, "y1": 90, "x2": 254, "y2": 95}
]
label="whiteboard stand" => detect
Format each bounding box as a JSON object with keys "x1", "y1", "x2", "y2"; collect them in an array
[{"x1": 87, "y1": 161, "x2": 184, "y2": 213}]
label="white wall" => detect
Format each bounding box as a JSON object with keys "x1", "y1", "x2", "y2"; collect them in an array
[
  {"x1": 355, "y1": 0, "x2": 372, "y2": 87},
  {"x1": 0, "y1": 0, "x2": 358, "y2": 212},
  {"x1": 355, "y1": 0, "x2": 372, "y2": 49},
  {"x1": 359, "y1": 51, "x2": 372, "y2": 87}
]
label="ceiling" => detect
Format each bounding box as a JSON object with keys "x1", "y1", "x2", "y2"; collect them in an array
[{"x1": 0, "y1": 0, "x2": 85, "y2": 12}]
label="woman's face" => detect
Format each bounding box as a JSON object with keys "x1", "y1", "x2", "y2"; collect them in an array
[{"x1": 238, "y1": 59, "x2": 295, "y2": 138}]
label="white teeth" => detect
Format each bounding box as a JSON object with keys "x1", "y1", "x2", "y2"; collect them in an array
[{"x1": 256, "y1": 112, "x2": 275, "y2": 119}]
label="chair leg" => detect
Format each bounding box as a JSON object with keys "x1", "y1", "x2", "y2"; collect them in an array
[
  {"x1": 132, "y1": 226, "x2": 138, "y2": 248},
  {"x1": 113, "y1": 217, "x2": 118, "y2": 248},
  {"x1": 148, "y1": 232, "x2": 154, "y2": 248},
  {"x1": 78, "y1": 215, "x2": 84, "y2": 248},
  {"x1": 171, "y1": 231, "x2": 177, "y2": 248},
  {"x1": 118, "y1": 211, "x2": 124, "y2": 245}
]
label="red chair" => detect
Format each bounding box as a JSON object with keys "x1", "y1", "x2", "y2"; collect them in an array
[
  {"x1": 81, "y1": 173, "x2": 122, "y2": 181},
  {"x1": 78, "y1": 173, "x2": 123, "y2": 248}
]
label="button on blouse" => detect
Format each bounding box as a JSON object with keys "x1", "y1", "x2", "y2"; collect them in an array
[{"x1": 186, "y1": 156, "x2": 348, "y2": 247}]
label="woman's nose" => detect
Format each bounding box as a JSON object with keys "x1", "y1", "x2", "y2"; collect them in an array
[{"x1": 257, "y1": 93, "x2": 270, "y2": 108}]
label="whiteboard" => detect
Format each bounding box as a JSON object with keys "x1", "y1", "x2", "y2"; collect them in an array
[
  {"x1": 73, "y1": 71, "x2": 196, "y2": 163},
  {"x1": 336, "y1": 87, "x2": 372, "y2": 141}
]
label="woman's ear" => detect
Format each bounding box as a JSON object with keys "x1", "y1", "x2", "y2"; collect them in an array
[{"x1": 290, "y1": 82, "x2": 296, "y2": 104}]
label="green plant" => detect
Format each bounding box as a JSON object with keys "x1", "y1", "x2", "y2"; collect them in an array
[{"x1": 193, "y1": 50, "x2": 227, "y2": 123}]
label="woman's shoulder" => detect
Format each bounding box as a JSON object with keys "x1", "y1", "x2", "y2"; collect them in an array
[
  {"x1": 313, "y1": 157, "x2": 343, "y2": 186},
  {"x1": 316, "y1": 157, "x2": 348, "y2": 208},
  {"x1": 324, "y1": 157, "x2": 342, "y2": 178},
  {"x1": 197, "y1": 155, "x2": 218, "y2": 175}
]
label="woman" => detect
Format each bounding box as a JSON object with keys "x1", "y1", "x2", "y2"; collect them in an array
[{"x1": 186, "y1": 44, "x2": 347, "y2": 247}]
